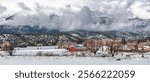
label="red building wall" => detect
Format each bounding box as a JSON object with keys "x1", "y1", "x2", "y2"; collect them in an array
[{"x1": 67, "y1": 47, "x2": 77, "y2": 52}]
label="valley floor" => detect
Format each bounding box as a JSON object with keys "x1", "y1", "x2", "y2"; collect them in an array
[
  {"x1": 0, "y1": 46, "x2": 150, "y2": 65},
  {"x1": 0, "y1": 55, "x2": 150, "y2": 65}
]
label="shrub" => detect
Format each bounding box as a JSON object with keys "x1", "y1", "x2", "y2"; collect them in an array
[
  {"x1": 36, "y1": 52, "x2": 55, "y2": 56},
  {"x1": 36, "y1": 51, "x2": 43, "y2": 56}
]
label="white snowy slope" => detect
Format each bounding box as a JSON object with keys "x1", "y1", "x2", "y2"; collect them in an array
[{"x1": 0, "y1": 0, "x2": 150, "y2": 32}]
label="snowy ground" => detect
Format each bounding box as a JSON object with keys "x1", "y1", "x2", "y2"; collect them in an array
[{"x1": 0, "y1": 55, "x2": 150, "y2": 65}]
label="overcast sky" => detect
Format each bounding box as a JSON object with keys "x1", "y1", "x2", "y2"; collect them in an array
[{"x1": 0, "y1": 0, "x2": 150, "y2": 19}]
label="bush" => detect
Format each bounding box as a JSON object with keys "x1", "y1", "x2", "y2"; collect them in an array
[
  {"x1": 36, "y1": 51, "x2": 43, "y2": 56},
  {"x1": 43, "y1": 52, "x2": 54, "y2": 56}
]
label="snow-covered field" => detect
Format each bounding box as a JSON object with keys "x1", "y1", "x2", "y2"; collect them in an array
[
  {"x1": 0, "y1": 55, "x2": 150, "y2": 65},
  {"x1": 0, "y1": 46, "x2": 150, "y2": 65}
]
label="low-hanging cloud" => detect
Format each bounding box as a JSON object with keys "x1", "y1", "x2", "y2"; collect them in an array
[{"x1": 0, "y1": 0, "x2": 150, "y2": 32}]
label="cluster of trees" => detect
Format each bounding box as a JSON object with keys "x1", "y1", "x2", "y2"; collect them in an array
[
  {"x1": 83, "y1": 39, "x2": 121, "y2": 56},
  {"x1": 82, "y1": 39, "x2": 150, "y2": 57}
]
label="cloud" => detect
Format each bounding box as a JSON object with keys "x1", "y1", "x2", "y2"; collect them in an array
[
  {"x1": 18, "y1": 2, "x2": 31, "y2": 11},
  {"x1": 1, "y1": 0, "x2": 150, "y2": 32},
  {"x1": 131, "y1": 1, "x2": 150, "y2": 19},
  {"x1": 0, "y1": 4, "x2": 7, "y2": 13}
]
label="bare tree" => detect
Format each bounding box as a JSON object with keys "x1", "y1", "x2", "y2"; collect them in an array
[
  {"x1": 83, "y1": 39, "x2": 103, "y2": 55},
  {"x1": 7, "y1": 45, "x2": 14, "y2": 56},
  {"x1": 2, "y1": 42, "x2": 14, "y2": 56},
  {"x1": 106, "y1": 40, "x2": 122, "y2": 57},
  {"x1": 138, "y1": 42, "x2": 148, "y2": 58},
  {"x1": 141, "y1": 47, "x2": 145, "y2": 58}
]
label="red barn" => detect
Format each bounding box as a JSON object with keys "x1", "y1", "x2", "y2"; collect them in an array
[{"x1": 67, "y1": 47, "x2": 77, "y2": 52}]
